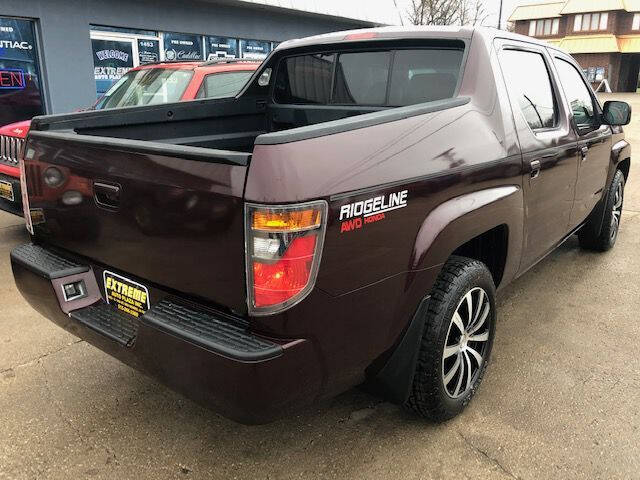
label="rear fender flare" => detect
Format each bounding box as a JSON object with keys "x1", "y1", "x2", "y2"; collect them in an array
[{"x1": 410, "y1": 185, "x2": 523, "y2": 285}]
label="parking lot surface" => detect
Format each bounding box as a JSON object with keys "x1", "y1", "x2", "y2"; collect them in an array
[{"x1": 1, "y1": 94, "x2": 640, "y2": 480}]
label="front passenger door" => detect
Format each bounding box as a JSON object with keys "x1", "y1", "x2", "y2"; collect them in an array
[{"x1": 553, "y1": 56, "x2": 612, "y2": 228}]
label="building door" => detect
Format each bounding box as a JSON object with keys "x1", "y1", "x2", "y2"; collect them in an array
[{"x1": 0, "y1": 16, "x2": 45, "y2": 126}]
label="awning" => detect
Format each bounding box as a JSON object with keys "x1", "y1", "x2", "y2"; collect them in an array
[
  {"x1": 508, "y1": 1, "x2": 565, "y2": 21},
  {"x1": 560, "y1": 0, "x2": 625, "y2": 14},
  {"x1": 617, "y1": 35, "x2": 640, "y2": 52},
  {"x1": 557, "y1": 34, "x2": 620, "y2": 53},
  {"x1": 623, "y1": 0, "x2": 640, "y2": 12}
]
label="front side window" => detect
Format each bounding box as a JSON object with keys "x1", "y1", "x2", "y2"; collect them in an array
[
  {"x1": 554, "y1": 58, "x2": 599, "y2": 132},
  {"x1": 274, "y1": 47, "x2": 464, "y2": 107},
  {"x1": 500, "y1": 49, "x2": 557, "y2": 130},
  {"x1": 94, "y1": 68, "x2": 193, "y2": 109},
  {"x1": 196, "y1": 71, "x2": 254, "y2": 99}
]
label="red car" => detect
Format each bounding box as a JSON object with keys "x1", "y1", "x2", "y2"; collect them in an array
[{"x1": 0, "y1": 60, "x2": 258, "y2": 215}]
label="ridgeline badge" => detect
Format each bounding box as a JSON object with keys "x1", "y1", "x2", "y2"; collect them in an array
[{"x1": 339, "y1": 189, "x2": 408, "y2": 233}]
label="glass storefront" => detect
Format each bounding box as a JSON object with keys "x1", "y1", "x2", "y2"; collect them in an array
[{"x1": 0, "y1": 17, "x2": 45, "y2": 126}]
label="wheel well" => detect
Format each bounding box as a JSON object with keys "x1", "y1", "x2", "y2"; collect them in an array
[
  {"x1": 618, "y1": 158, "x2": 631, "y2": 181},
  {"x1": 452, "y1": 225, "x2": 508, "y2": 288}
]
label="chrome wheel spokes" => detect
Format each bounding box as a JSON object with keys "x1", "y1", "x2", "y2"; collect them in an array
[
  {"x1": 442, "y1": 287, "x2": 491, "y2": 399},
  {"x1": 611, "y1": 180, "x2": 624, "y2": 240}
]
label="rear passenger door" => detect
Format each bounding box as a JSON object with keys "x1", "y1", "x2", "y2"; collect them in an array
[
  {"x1": 497, "y1": 42, "x2": 580, "y2": 271},
  {"x1": 552, "y1": 54, "x2": 612, "y2": 227}
]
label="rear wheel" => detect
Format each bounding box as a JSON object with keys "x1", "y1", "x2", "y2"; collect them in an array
[
  {"x1": 405, "y1": 256, "x2": 496, "y2": 422},
  {"x1": 579, "y1": 170, "x2": 625, "y2": 252}
]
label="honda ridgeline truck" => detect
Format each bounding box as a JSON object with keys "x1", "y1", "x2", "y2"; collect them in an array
[{"x1": 11, "y1": 27, "x2": 631, "y2": 424}]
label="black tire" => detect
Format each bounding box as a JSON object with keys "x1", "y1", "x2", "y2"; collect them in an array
[
  {"x1": 578, "y1": 169, "x2": 625, "y2": 252},
  {"x1": 404, "y1": 256, "x2": 496, "y2": 422}
]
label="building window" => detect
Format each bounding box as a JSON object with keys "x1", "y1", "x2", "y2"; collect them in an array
[
  {"x1": 529, "y1": 18, "x2": 560, "y2": 37},
  {"x1": 0, "y1": 16, "x2": 46, "y2": 125},
  {"x1": 633, "y1": 13, "x2": 640, "y2": 30},
  {"x1": 574, "y1": 12, "x2": 608, "y2": 32}
]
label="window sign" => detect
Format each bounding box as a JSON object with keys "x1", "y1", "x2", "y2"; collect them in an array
[
  {"x1": 92, "y1": 38, "x2": 134, "y2": 97},
  {"x1": 587, "y1": 67, "x2": 596, "y2": 82},
  {"x1": 163, "y1": 32, "x2": 203, "y2": 61},
  {"x1": 240, "y1": 39, "x2": 271, "y2": 60},
  {"x1": 206, "y1": 36, "x2": 238, "y2": 60},
  {"x1": 595, "y1": 67, "x2": 605, "y2": 82},
  {"x1": 0, "y1": 17, "x2": 45, "y2": 125},
  {"x1": 138, "y1": 39, "x2": 160, "y2": 64}
]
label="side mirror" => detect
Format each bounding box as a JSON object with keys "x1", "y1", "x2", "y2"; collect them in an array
[{"x1": 602, "y1": 100, "x2": 632, "y2": 126}]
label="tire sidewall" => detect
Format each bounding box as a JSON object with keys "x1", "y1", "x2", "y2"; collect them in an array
[
  {"x1": 601, "y1": 170, "x2": 625, "y2": 250},
  {"x1": 431, "y1": 263, "x2": 497, "y2": 416}
]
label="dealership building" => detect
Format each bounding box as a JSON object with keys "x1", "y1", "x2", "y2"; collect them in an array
[
  {"x1": 0, "y1": 0, "x2": 400, "y2": 126},
  {"x1": 510, "y1": 0, "x2": 640, "y2": 92}
]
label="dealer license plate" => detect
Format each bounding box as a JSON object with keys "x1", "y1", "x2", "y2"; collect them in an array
[
  {"x1": 103, "y1": 271, "x2": 150, "y2": 318},
  {"x1": 0, "y1": 181, "x2": 14, "y2": 202}
]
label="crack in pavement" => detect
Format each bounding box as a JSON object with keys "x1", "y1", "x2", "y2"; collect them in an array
[
  {"x1": 0, "y1": 339, "x2": 84, "y2": 375},
  {"x1": 458, "y1": 432, "x2": 520, "y2": 480}
]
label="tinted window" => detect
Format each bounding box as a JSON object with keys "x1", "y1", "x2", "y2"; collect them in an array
[
  {"x1": 274, "y1": 48, "x2": 464, "y2": 107},
  {"x1": 274, "y1": 53, "x2": 335, "y2": 104},
  {"x1": 501, "y1": 49, "x2": 557, "y2": 130},
  {"x1": 333, "y1": 51, "x2": 391, "y2": 105},
  {"x1": 554, "y1": 58, "x2": 598, "y2": 131},
  {"x1": 196, "y1": 71, "x2": 253, "y2": 99},
  {"x1": 388, "y1": 49, "x2": 463, "y2": 106}
]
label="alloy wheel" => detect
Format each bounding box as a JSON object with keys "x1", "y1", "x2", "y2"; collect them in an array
[
  {"x1": 611, "y1": 178, "x2": 624, "y2": 241},
  {"x1": 442, "y1": 287, "x2": 491, "y2": 398}
]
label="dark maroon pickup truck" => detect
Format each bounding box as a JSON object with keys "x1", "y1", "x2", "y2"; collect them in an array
[{"x1": 11, "y1": 27, "x2": 631, "y2": 424}]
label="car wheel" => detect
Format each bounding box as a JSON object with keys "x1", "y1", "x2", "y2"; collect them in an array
[
  {"x1": 405, "y1": 255, "x2": 496, "y2": 422},
  {"x1": 579, "y1": 169, "x2": 625, "y2": 252}
]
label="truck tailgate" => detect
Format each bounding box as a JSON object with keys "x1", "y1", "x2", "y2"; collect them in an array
[{"x1": 23, "y1": 130, "x2": 250, "y2": 313}]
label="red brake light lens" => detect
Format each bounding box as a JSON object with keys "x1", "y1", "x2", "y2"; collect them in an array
[
  {"x1": 245, "y1": 201, "x2": 327, "y2": 315},
  {"x1": 253, "y1": 235, "x2": 317, "y2": 308}
]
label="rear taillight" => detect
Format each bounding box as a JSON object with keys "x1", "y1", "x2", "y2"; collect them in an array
[
  {"x1": 245, "y1": 201, "x2": 327, "y2": 315},
  {"x1": 19, "y1": 146, "x2": 33, "y2": 234}
]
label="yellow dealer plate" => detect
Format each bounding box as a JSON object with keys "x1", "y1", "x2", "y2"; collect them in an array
[
  {"x1": 0, "y1": 181, "x2": 14, "y2": 202},
  {"x1": 103, "y1": 271, "x2": 150, "y2": 318}
]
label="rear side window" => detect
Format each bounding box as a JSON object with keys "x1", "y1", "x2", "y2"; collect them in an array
[
  {"x1": 554, "y1": 58, "x2": 599, "y2": 132},
  {"x1": 274, "y1": 48, "x2": 464, "y2": 107},
  {"x1": 500, "y1": 49, "x2": 557, "y2": 130},
  {"x1": 196, "y1": 71, "x2": 254, "y2": 99}
]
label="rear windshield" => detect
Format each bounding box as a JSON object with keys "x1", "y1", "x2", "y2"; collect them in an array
[
  {"x1": 94, "y1": 68, "x2": 194, "y2": 109},
  {"x1": 274, "y1": 47, "x2": 464, "y2": 107}
]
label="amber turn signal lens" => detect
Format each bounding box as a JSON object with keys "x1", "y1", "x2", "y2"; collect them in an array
[{"x1": 252, "y1": 208, "x2": 322, "y2": 232}]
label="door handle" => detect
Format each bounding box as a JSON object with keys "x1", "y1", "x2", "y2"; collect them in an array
[
  {"x1": 93, "y1": 181, "x2": 121, "y2": 210},
  {"x1": 580, "y1": 146, "x2": 589, "y2": 160},
  {"x1": 530, "y1": 160, "x2": 541, "y2": 180}
]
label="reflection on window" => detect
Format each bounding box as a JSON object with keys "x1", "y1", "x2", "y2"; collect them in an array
[
  {"x1": 501, "y1": 49, "x2": 557, "y2": 130},
  {"x1": 95, "y1": 69, "x2": 193, "y2": 109}
]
